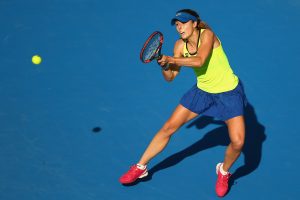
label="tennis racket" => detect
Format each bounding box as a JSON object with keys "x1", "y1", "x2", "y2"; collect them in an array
[
  {"x1": 140, "y1": 31, "x2": 164, "y2": 63},
  {"x1": 140, "y1": 31, "x2": 170, "y2": 70}
]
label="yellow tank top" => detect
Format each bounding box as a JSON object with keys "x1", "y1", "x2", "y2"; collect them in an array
[{"x1": 183, "y1": 29, "x2": 238, "y2": 93}]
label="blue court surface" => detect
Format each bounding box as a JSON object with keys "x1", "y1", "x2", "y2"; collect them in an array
[{"x1": 1, "y1": 0, "x2": 300, "y2": 199}]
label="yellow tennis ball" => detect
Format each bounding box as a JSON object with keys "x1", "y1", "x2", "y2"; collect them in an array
[{"x1": 32, "y1": 55, "x2": 42, "y2": 65}]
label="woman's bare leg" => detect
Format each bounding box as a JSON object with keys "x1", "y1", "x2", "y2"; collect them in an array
[
  {"x1": 138, "y1": 104, "x2": 198, "y2": 165},
  {"x1": 222, "y1": 116, "x2": 245, "y2": 171}
]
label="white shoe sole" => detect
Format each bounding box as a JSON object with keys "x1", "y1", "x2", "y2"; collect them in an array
[{"x1": 139, "y1": 170, "x2": 148, "y2": 179}]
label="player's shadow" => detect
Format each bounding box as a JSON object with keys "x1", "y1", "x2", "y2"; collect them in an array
[{"x1": 136, "y1": 102, "x2": 266, "y2": 186}]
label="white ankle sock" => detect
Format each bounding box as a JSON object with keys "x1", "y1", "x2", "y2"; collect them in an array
[
  {"x1": 137, "y1": 163, "x2": 146, "y2": 170},
  {"x1": 220, "y1": 163, "x2": 228, "y2": 175}
]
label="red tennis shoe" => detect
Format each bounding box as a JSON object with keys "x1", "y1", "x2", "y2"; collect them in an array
[
  {"x1": 119, "y1": 164, "x2": 148, "y2": 184},
  {"x1": 215, "y1": 163, "x2": 231, "y2": 197}
]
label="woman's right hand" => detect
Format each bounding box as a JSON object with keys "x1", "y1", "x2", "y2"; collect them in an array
[{"x1": 157, "y1": 55, "x2": 171, "y2": 69}]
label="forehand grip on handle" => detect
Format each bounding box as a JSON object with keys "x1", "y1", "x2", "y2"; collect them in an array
[
  {"x1": 157, "y1": 54, "x2": 163, "y2": 60},
  {"x1": 156, "y1": 54, "x2": 170, "y2": 71}
]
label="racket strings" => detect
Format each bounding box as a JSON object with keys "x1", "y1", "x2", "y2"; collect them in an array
[{"x1": 142, "y1": 35, "x2": 161, "y2": 61}]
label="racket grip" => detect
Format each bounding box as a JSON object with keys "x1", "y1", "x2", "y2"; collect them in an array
[{"x1": 157, "y1": 55, "x2": 163, "y2": 60}]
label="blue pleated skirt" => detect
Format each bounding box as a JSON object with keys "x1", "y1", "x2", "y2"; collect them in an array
[{"x1": 180, "y1": 80, "x2": 248, "y2": 121}]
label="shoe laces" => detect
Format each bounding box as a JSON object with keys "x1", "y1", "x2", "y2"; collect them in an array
[
  {"x1": 127, "y1": 165, "x2": 142, "y2": 175},
  {"x1": 218, "y1": 173, "x2": 231, "y2": 185}
]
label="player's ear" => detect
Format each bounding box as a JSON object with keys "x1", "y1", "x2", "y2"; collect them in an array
[{"x1": 193, "y1": 21, "x2": 198, "y2": 28}]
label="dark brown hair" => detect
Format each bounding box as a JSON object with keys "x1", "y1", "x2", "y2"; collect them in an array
[{"x1": 177, "y1": 9, "x2": 211, "y2": 30}]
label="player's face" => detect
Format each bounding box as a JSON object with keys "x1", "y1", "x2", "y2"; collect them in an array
[{"x1": 175, "y1": 20, "x2": 195, "y2": 39}]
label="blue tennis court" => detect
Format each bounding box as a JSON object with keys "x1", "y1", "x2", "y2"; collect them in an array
[{"x1": 1, "y1": 0, "x2": 299, "y2": 199}]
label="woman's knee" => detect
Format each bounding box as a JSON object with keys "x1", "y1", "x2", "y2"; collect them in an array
[
  {"x1": 161, "y1": 121, "x2": 181, "y2": 136},
  {"x1": 227, "y1": 116, "x2": 245, "y2": 151},
  {"x1": 231, "y1": 136, "x2": 244, "y2": 151}
]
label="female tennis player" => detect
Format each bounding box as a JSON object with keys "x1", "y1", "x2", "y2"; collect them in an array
[{"x1": 119, "y1": 9, "x2": 247, "y2": 197}]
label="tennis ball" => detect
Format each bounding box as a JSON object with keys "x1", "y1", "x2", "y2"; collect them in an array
[{"x1": 32, "y1": 55, "x2": 42, "y2": 65}]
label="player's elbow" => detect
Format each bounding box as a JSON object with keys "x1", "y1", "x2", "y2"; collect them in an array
[
  {"x1": 163, "y1": 72, "x2": 175, "y2": 82},
  {"x1": 194, "y1": 61, "x2": 203, "y2": 68},
  {"x1": 164, "y1": 77, "x2": 174, "y2": 82},
  {"x1": 193, "y1": 57, "x2": 204, "y2": 68}
]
